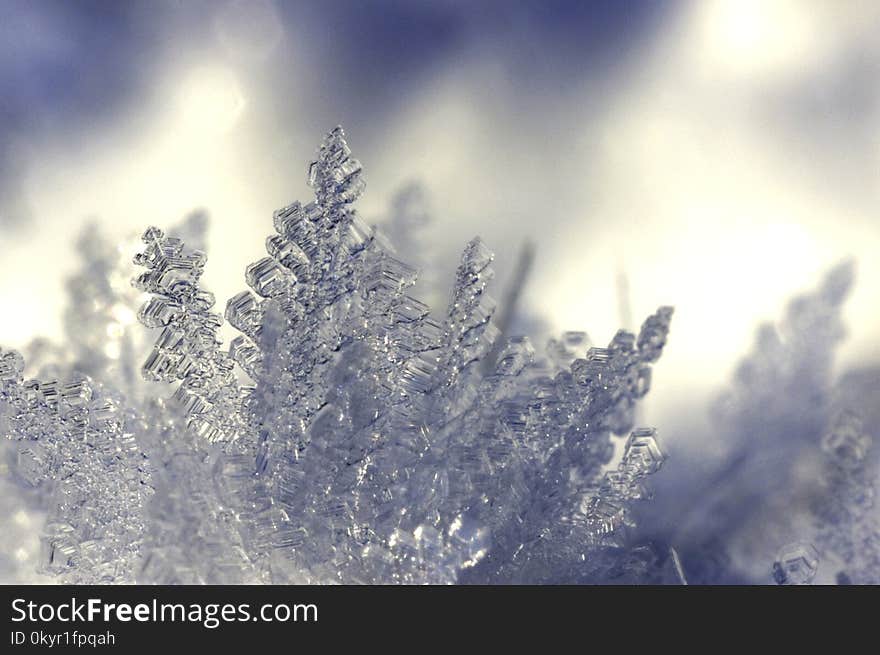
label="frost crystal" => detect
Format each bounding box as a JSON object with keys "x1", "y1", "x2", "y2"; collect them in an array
[
  {"x1": 646, "y1": 259, "x2": 880, "y2": 585},
  {"x1": 1, "y1": 127, "x2": 674, "y2": 584},
  {"x1": 772, "y1": 542, "x2": 819, "y2": 585},
  {"x1": 0, "y1": 349, "x2": 150, "y2": 583},
  {"x1": 806, "y1": 410, "x2": 879, "y2": 584}
]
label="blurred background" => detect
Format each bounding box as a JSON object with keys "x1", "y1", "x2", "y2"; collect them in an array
[{"x1": 2, "y1": 0, "x2": 879, "y2": 581}]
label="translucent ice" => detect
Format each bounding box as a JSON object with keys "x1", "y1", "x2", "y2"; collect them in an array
[{"x1": 2, "y1": 127, "x2": 675, "y2": 584}]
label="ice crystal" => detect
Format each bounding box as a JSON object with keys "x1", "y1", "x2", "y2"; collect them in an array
[
  {"x1": 772, "y1": 542, "x2": 819, "y2": 585},
  {"x1": 645, "y1": 260, "x2": 880, "y2": 585},
  {"x1": 380, "y1": 182, "x2": 441, "y2": 309},
  {"x1": 800, "y1": 410, "x2": 879, "y2": 584},
  {"x1": 0, "y1": 348, "x2": 150, "y2": 583},
  {"x1": 0, "y1": 127, "x2": 675, "y2": 584}
]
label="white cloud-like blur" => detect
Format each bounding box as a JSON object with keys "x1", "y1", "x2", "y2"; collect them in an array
[{"x1": 2, "y1": 0, "x2": 878, "y2": 446}]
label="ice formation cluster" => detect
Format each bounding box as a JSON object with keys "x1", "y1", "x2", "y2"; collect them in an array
[
  {"x1": 0, "y1": 128, "x2": 677, "y2": 584},
  {"x1": 640, "y1": 259, "x2": 880, "y2": 585}
]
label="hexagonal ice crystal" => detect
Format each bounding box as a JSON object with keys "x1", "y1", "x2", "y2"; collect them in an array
[{"x1": 772, "y1": 542, "x2": 819, "y2": 585}]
